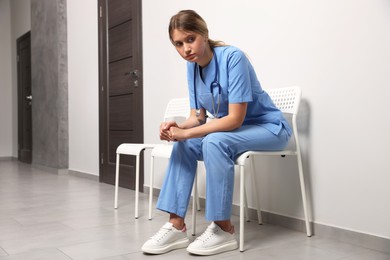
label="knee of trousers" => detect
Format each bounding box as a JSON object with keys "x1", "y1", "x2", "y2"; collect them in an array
[
  {"x1": 201, "y1": 133, "x2": 233, "y2": 160},
  {"x1": 173, "y1": 139, "x2": 201, "y2": 158}
]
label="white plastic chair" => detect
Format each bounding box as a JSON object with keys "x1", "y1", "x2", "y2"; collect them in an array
[
  {"x1": 191, "y1": 86, "x2": 312, "y2": 252},
  {"x1": 114, "y1": 97, "x2": 190, "y2": 219}
]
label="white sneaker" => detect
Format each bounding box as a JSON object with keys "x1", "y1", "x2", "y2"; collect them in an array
[
  {"x1": 187, "y1": 222, "x2": 238, "y2": 255},
  {"x1": 141, "y1": 222, "x2": 190, "y2": 254}
]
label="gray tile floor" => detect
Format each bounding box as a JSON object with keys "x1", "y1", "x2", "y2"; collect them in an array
[{"x1": 0, "y1": 160, "x2": 389, "y2": 260}]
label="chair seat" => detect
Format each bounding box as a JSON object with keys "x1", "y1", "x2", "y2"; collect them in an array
[
  {"x1": 150, "y1": 144, "x2": 174, "y2": 158},
  {"x1": 116, "y1": 143, "x2": 161, "y2": 155},
  {"x1": 235, "y1": 150, "x2": 297, "y2": 165}
]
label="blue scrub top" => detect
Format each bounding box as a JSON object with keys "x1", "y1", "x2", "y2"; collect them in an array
[{"x1": 187, "y1": 45, "x2": 291, "y2": 136}]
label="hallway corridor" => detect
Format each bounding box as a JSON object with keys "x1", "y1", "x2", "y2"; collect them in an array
[{"x1": 0, "y1": 160, "x2": 389, "y2": 260}]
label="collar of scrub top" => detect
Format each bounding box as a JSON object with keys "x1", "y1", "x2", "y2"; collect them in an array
[{"x1": 193, "y1": 50, "x2": 222, "y2": 118}]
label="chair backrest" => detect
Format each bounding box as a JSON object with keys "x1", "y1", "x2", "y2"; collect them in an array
[
  {"x1": 265, "y1": 86, "x2": 302, "y2": 115},
  {"x1": 161, "y1": 88, "x2": 301, "y2": 121},
  {"x1": 163, "y1": 97, "x2": 190, "y2": 122}
]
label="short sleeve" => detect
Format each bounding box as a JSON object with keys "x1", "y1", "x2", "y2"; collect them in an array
[{"x1": 226, "y1": 50, "x2": 253, "y2": 104}]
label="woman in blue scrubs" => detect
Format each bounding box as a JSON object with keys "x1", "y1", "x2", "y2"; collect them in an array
[{"x1": 142, "y1": 10, "x2": 292, "y2": 256}]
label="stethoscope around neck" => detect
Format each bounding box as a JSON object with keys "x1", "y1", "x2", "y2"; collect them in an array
[{"x1": 193, "y1": 51, "x2": 222, "y2": 118}]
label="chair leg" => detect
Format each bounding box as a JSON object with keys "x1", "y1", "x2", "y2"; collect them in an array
[
  {"x1": 148, "y1": 155, "x2": 155, "y2": 220},
  {"x1": 195, "y1": 165, "x2": 201, "y2": 211},
  {"x1": 244, "y1": 183, "x2": 249, "y2": 222},
  {"x1": 192, "y1": 172, "x2": 197, "y2": 236},
  {"x1": 114, "y1": 153, "x2": 120, "y2": 209},
  {"x1": 250, "y1": 156, "x2": 262, "y2": 224},
  {"x1": 196, "y1": 187, "x2": 201, "y2": 211},
  {"x1": 134, "y1": 155, "x2": 140, "y2": 219},
  {"x1": 297, "y1": 153, "x2": 312, "y2": 237},
  {"x1": 239, "y1": 165, "x2": 245, "y2": 252}
]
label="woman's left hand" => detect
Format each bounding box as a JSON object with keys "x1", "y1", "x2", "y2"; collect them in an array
[{"x1": 169, "y1": 126, "x2": 188, "y2": 141}]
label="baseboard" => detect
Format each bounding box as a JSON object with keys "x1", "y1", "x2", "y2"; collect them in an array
[
  {"x1": 32, "y1": 163, "x2": 69, "y2": 175},
  {"x1": 31, "y1": 164, "x2": 99, "y2": 181},
  {"x1": 0, "y1": 156, "x2": 17, "y2": 161},
  {"x1": 68, "y1": 169, "x2": 99, "y2": 181},
  {"x1": 143, "y1": 185, "x2": 390, "y2": 254}
]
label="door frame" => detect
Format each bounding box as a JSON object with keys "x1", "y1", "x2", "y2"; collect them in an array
[
  {"x1": 98, "y1": 0, "x2": 144, "y2": 189},
  {"x1": 98, "y1": 0, "x2": 107, "y2": 181},
  {"x1": 17, "y1": 31, "x2": 32, "y2": 164}
]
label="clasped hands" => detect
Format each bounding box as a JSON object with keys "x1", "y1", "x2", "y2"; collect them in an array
[{"x1": 159, "y1": 121, "x2": 187, "y2": 142}]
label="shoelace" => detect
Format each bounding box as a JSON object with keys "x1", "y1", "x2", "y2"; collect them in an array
[
  {"x1": 196, "y1": 225, "x2": 217, "y2": 243},
  {"x1": 151, "y1": 226, "x2": 172, "y2": 242}
]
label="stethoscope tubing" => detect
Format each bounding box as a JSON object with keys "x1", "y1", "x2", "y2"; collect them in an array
[{"x1": 194, "y1": 50, "x2": 222, "y2": 118}]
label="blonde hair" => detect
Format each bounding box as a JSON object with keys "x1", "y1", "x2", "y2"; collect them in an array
[{"x1": 168, "y1": 10, "x2": 225, "y2": 48}]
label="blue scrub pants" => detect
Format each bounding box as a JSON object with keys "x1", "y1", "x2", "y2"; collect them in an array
[{"x1": 156, "y1": 124, "x2": 290, "y2": 221}]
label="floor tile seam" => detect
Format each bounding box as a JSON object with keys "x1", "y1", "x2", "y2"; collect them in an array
[
  {"x1": 0, "y1": 246, "x2": 9, "y2": 257},
  {"x1": 10, "y1": 207, "x2": 132, "y2": 223},
  {"x1": 24, "y1": 248, "x2": 75, "y2": 260},
  {"x1": 67, "y1": 231, "x2": 139, "y2": 246},
  {"x1": 0, "y1": 227, "x2": 77, "y2": 243},
  {"x1": 56, "y1": 247, "x2": 74, "y2": 260},
  {"x1": 0, "y1": 225, "x2": 134, "y2": 249},
  {"x1": 0, "y1": 247, "x2": 64, "y2": 258},
  {"x1": 57, "y1": 238, "x2": 144, "y2": 257},
  {"x1": 0, "y1": 235, "x2": 136, "y2": 259},
  {"x1": 238, "y1": 241, "x2": 344, "y2": 259},
  {"x1": 302, "y1": 243, "x2": 354, "y2": 259},
  {"x1": 307, "y1": 235, "x2": 377, "y2": 250},
  {"x1": 336, "y1": 249, "x2": 390, "y2": 260},
  {"x1": 298, "y1": 237, "x2": 376, "y2": 258},
  {"x1": 8, "y1": 216, "x2": 77, "y2": 230}
]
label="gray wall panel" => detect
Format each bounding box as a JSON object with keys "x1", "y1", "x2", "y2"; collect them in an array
[{"x1": 31, "y1": 0, "x2": 68, "y2": 169}]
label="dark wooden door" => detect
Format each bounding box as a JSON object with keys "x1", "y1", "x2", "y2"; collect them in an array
[
  {"x1": 17, "y1": 31, "x2": 32, "y2": 164},
  {"x1": 98, "y1": 0, "x2": 144, "y2": 190}
]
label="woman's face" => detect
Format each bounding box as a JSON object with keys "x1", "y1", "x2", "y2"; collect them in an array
[{"x1": 171, "y1": 29, "x2": 211, "y2": 67}]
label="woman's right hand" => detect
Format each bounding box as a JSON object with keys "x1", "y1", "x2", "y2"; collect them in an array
[{"x1": 160, "y1": 121, "x2": 179, "y2": 141}]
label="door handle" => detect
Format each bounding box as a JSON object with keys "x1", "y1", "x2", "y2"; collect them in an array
[
  {"x1": 26, "y1": 95, "x2": 32, "y2": 100},
  {"x1": 126, "y1": 70, "x2": 139, "y2": 87},
  {"x1": 129, "y1": 70, "x2": 139, "y2": 79}
]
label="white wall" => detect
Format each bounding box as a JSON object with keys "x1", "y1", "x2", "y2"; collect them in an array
[
  {"x1": 0, "y1": 0, "x2": 13, "y2": 157},
  {"x1": 143, "y1": 0, "x2": 390, "y2": 239},
  {"x1": 67, "y1": 0, "x2": 99, "y2": 175}
]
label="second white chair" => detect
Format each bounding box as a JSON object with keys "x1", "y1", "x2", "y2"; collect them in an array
[{"x1": 114, "y1": 97, "x2": 189, "y2": 219}]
